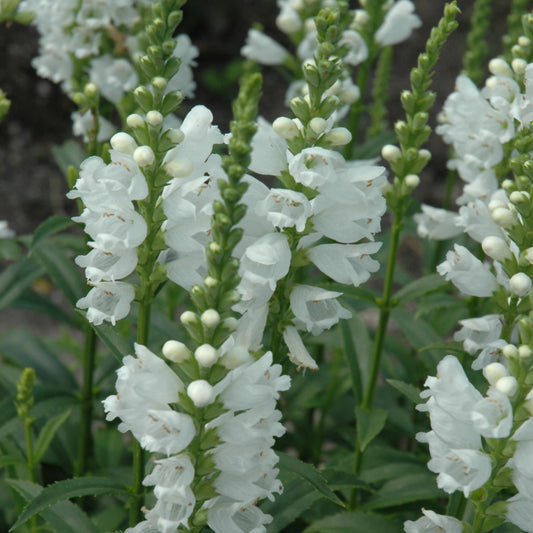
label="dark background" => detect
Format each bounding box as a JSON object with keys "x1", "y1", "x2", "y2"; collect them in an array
[{"x1": 0, "y1": 0, "x2": 513, "y2": 235}]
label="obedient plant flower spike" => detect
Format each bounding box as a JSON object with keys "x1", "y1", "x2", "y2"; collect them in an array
[
  {"x1": 502, "y1": 0, "x2": 532, "y2": 59},
  {"x1": 367, "y1": 45, "x2": 392, "y2": 137},
  {"x1": 462, "y1": 0, "x2": 492, "y2": 85},
  {"x1": 349, "y1": 2, "x2": 460, "y2": 507}
]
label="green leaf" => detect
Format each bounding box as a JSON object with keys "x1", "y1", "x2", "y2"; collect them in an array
[
  {"x1": 0, "y1": 455, "x2": 26, "y2": 469},
  {"x1": 322, "y1": 469, "x2": 372, "y2": 493},
  {"x1": 30, "y1": 215, "x2": 76, "y2": 251},
  {"x1": 303, "y1": 511, "x2": 401, "y2": 532},
  {"x1": 51, "y1": 139, "x2": 85, "y2": 177},
  {"x1": 0, "y1": 257, "x2": 43, "y2": 311},
  {"x1": 340, "y1": 320, "x2": 362, "y2": 405},
  {"x1": 9, "y1": 476, "x2": 129, "y2": 530},
  {"x1": 277, "y1": 452, "x2": 344, "y2": 507},
  {"x1": 12, "y1": 288, "x2": 78, "y2": 327},
  {"x1": 361, "y1": 472, "x2": 445, "y2": 510},
  {"x1": 0, "y1": 329, "x2": 77, "y2": 389},
  {"x1": 92, "y1": 321, "x2": 133, "y2": 363},
  {"x1": 33, "y1": 409, "x2": 72, "y2": 464},
  {"x1": 394, "y1": 273, "x2": 448, "y2": 305},
  {"x1": 355, "y1": 406, "x2": 387, "y2": 452},
  {"x1": 32, "y1": 241, "x2": 85, "y2": 306},
  {"x1": 6, "y1": 479, "x2": 98, "y2": 533},
  {"x1": 387, "y1": 379, "x2": 422, "y2": 404}
]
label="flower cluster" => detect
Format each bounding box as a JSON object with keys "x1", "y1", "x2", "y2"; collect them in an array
[
  {"x1": 104, "y1": 343, "x2": 290, "y2": 533},
  {"x1": 68, "y1": 136, "x2": 150, "y2": 325}
]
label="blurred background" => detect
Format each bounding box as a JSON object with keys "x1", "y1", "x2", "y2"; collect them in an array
[{"x1": 0, "y1": 0, "x2": 513, "y2": 235}]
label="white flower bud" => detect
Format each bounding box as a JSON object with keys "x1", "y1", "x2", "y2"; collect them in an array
[
  {"x1": 380, "y1": 181, "x2": 393, "y2": 195},
  {"x1": 512, "y1": 58, "x2": 527, "y2": 76},
  {"x1": 195, "y1": 344, "x2": 218, "y2": 367},
  {"x1": 201, "y1": 309, "x2": 220, "y2": 329},
  {"x1": 518, "y1": 35, "x2": 531, "y2": 47},
  {"x1": 187, "y1": 380, "x2": 215, "y2": 407},
  {"x1": 167, "y1": 128, "x2": 185, "y2": 144},
  {"x1": 353, "y1": 9, "x2": 370, "y2": 26},
  {"x1": 405, "y1": 174, "x2": 420, "y2": 188},
  {"x1": 221, "y1": 346, "x2": 252, "y2": 369},
  {"x1": 524, "y1": 247, "x2": 533, "y2": 264},
  {"x1": 309, "y1": 117, "x2": 327, "y2": 135},
  {"x1": 180, "y1": 310, "x2": 198, "y2": 325},
  {"x1": 518, "y1": 344, "x2": 533, "y2": 359},
  {"x1": 491, "y1": 207, "x2": 516, "y2": 228},
  {"x1": 146, "y1": 110, "x2": 163, "y2": 127},
  {"x1": 488, "y1": 198, "x2": 507, "y2": 212},
  {"x1": 133, "y1": 146, "x2": 155, "y2": 167},
  {"x1": 162, "y1": 340, "x2": 191, "y2": 363},
  {"x1": 272, "y1": 116, "x2": 300, "y2": 140},
  {"x1": 208, "y1": 242, "x2": 222, "y2": 254},
  {"x1": 204, "y1": 276, "x2": 218, "y2": 288},
  {"x1": 502, "y1": 344, "x2": 518, "y2": 359},
  {"x1": 110, "y1": 132, "x2": 137, "y2": 154},
  {"x1": 484, "y1": 362, "x2": 508, "y2": 386},
  {"x1": 84, "y1": 82, "x2": 98, "y2": 98},
  {"x1": 127, "y1": 113, "x2": 145, "y2": 129},
  {"x1": 152, "y1": 76, "x2": 167, "y2": 90},
  {"x1": 510, "y1": 190, "x2": 530, "y2": 204},
  {"x1": 418, "y1": 148, "x2": 431, "y2": 162},
  {"x1": 223, "y1": 316, "x2": 238, "y2": 331},
  {"x1": 489, "y1": 58, "x2": 513, "y2": 77},
  {"x1": 382, "y1": 144, "x2": 401, "y2": 162},
  {"x1": 511, "y1": 44, "x2": 522, "y2": 56},
  {"x1": 323, "y1": 127, "x2": 352, "y2": 146},
  {"x1": 276, "y1": 11, "x2": 302, "y2": 34},
  {"x1": 501, "y1": 179, "x2": 514, "y2": 191},
  {"x1": 166, "y1": 157, "x2": 193, "y2": 177},
  {"x1": 482, "y1": 236, "x2": 511, "y2": 261},
  {"x1": 495, "y1": 375, "x2": 519, "y2": 397},
  {"x1": 510, "y1": 272, "x2": 532, "y2": 297},
  {"x1": 524, "y1": 388, "x2": 533, "y2": 415},
  {"x1": 339, "y1": 85, "x2": 360, "y2": 105}
]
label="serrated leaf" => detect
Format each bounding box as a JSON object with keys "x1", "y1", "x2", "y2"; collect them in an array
[
  {"x1": 394, "y1": 273, "x2": 448, "y2": 305},
  {"x1": 34, "y1": 409, "x2": 72, "y2": 464},
  {"x1": 361, "y1": 472, "x2": 445, "y2": 510},
  {"x1": 32, "y1": 242, "x2": 85, "y2": 306},
  {"x1": 355, "y1": 406, "x2": 387, "y2": 452},
  {"x1": 387, "y1": 379, "x2": 422, "y2": 404},
  {"x1": 10, "y1": 476, "x2": 129, "y2": 530},
  {"x1": 0, "y1": 257, "x2": 43, "y2": 311},
  {"x1": 30, "y1": 216, "x2": 76, "y2": 251},
  {"x1": 277, "y1": 452, "x2": 344, "y2": 507},
  {"x1": 7, "y1": 479, "x2": 98, "y2": 533},
  {"x1": 303, "y1": 511, "x2": 401, "y2": 532}
]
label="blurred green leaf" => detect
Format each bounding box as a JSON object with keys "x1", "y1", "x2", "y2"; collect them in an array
[
  {"x1": 0, "y1": 257, "x2": 43, "y2": 311},
  {"x1": 355, "y1": 406, "x2": 387, "y2": 452},
  {"x1": 394, "y1": 273, "x2": 448, "y2": 305},
  {"x1": 387, "y1": 379, "x2": 422, "y2": 404},
  {"x1": 30, "y1": 216, "x2": 76, "y2": 252},
  {"x1": 51, "y1": 140, "x2": 85, "y2": 177},
  {"x1": 303, "y1": 511, "x2": 401, "y2": 532},
  {"x1": 33, "y1": 409, "x2": 71, "y2": 464}
]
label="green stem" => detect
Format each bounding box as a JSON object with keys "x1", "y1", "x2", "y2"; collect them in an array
[
  {"x1": 24, "y1": 420, "x2": 39, "y2": 533},
  {"x1": 128, "y1": 299, "x2": 152, "y2": 527},
  {"x1": 76, "y1": 325, "x2": 97, "y2": 477}
]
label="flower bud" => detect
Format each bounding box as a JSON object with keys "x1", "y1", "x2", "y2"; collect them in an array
[
  {"x1": 519, "y1": 36, "x2": 531, "y2": 47},
  {"x1": 510, "y1": 190, "x2": 530, "y2": 205},
  {"x1": 162, "y1": 340, "x2": 191, "y2": 363},
  {"x1": 502, "y1": 179, "x2": 514, "y2": 192},
  {"x1": 180, "y1": 310, "x2": 198, "y2": 325},
  {"x1": 276, "y1": 11, "x2": 302, "y2": 33},
  {"x1": 223, "y1": 316, "x2": 238, "y2": 331},
  {"x1": 221, "y1": 346, "x2": 251, "y2": 369},
  {"x1": 167, "y1": 128, "x2": 184, "y2": 144},
  {"x1": 187, "y1": 380, "x2": 215, "y2": 407},
  {"x1": 152, "y1": 76, "x2": 167, "y2": 90},
  {"x1": 110, "y1": 132, "x2": 137, "y2": 155},
  {"x1": 127, "y1": 113, "x2": 145, "y2": 129},
  {"x1": 353, "y1": 9, "x2": 370, "y2": 26},
  {"x1": 382, "y1": 144, "x2": 401, "y2": 163},
  {"x1": 512, "y1": 58, "x2": 527, "y2": 76},
  {"x1": 195, "y1": 344, "x2": 218, "y2": 367},
  {"x1": 201, "y1": 309, "x2": 221, "y2": 329},
  {"x1": 84, "y1": 82, "x2": 98, "y2": 98},
  {"x1": 133, "y1": 146, "x2": 155, "y2": 167},
  {"x1": 518, "y1": 344, "x2": 533, "y2": 359},
  {"x1": 502, "y1": 344, "x2": 518, "y2": 359},
  {"x1": 495, "y1": 375, "x2": 519, "y2": 397},
  {"x1": 323, "y1": 127, "x2": 352, "y2": 146},
  {"x1": 482, "y1": 236, "x2": 511, "y2": 261},
  {"x1": 404, "y1": 174, "x2": 420, "y2": 188},
  {"x1": 524, "y1": 247, "x2": 533, "y2": 264},
  {"x1": 484, "y1": 362, "x2": 508, "y2": 386},
  {"x1": 309, "y1": 117, "x2": 327, "y2": 135},
  {"x1": 339, "y1": 84, "x2": 360, "y2": 105},
  {"x1": 489, "y1": 58, "x2": 513, "y2": 77},
  {"x1": 272, "y1": 116, "x2": 300, "y2": 140},
  {"x1": 204, "y1": 276, "x2": 218, "y2": 288},
  {"x1": 510, "y1": 272, "x2": 532, "y2": 297},
  {"x1": 208, "y1": 241, "x2": 222, "y2": 254},
  {"x1": 524, "y1": 388, "x2": 533, "y2": 415},
  {"x1": 491, "y1": 206, "x2": 517, "y2": 228},
  {"x1": 146, "y1": 110, "x2": 163, "y2": 127}
]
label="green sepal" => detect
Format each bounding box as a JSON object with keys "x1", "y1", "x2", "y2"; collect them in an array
[
  {"x1": 220, "y1": 259, "x2": 239, "y2": 284},
  {"x1": 190, "y1": 284, "x2": 208, "y2": 312},
  {"x1": 177, "y1": 391, "x2": 196, "y2": 416},
  {"x1": 492, "y1": 465, "x2": 513, "y2": 487},
  {"x1": 289, "y1": 97, "x2": 311, "y2": 124},
  {"x1": 195, "y1": 452, "x2": 217, "y2": 477},
  {"x1": 199, "y1": 426, "x2": 222, "y2": 450},
  {"x1": 226, "y1": 227, "x2": 244, "y2": 251},
  {"x1": 485, "y1": 500, "x2": 508, "y2": 517},
  {"x1": 134, "y1": 86, "x2": 154, "y2": 113},
  {"x1": 231, "y1": 204, "x2": 247, "y2": 224},
  {"x1": 163, "y1": 56, "x2": 181, "y2": 80},
  {"x1": 139, "y1": 55, "x2": 157, "y2": 79},
  {"x1": 202, "y1": 399, "x2": 226, "y2": 422},
  {"x1": 194, "y1": 476, "x2": 218, "y2": 501},
  {"x1": 161, "y1": 90, "x2": 184, "y2": 115},
  {"x1": 167, "y1": 10, "x2": 183, "y2": 30},
  {"x1": 318, "y1": 94, "x2": 340, "y2": 119}
]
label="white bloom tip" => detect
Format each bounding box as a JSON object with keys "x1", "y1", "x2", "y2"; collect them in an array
[
  {"x1": 309, "y1": 117, "x2": 327, "y2": 136},
  {"x1": 495, "y1": 376, "x2": 519, "y2": 397},
  {"x1": 518, "y1": 344, "x2": 533, "y2": 359},
  {"x1": 519, "y1": 35, "x2": 531, "y2": 47},
  {"x1": 133, "y1": 146, "x2": 155, "y2": 167},
  {"x1": 187, "y1": 379, "x2": 215, "y2": 407},
  {"x1": 324, "y1": 127, "x2": 352, "y2": 146},
  {"x1": 481, "y1": 236, "x2": 511, "y2": 261},
  {"x1": 194, "y1": 344, "x2": 218, "y2": 367},
  {"x1": 126, "y1": 113, "x2": 145, "y2": 129},
  {"x1": 512, "y1": 58, "x2": 527, "y2": 75},
  {"x1": 204, "y1": 276, "x2": 219, "y2": 288},
  {"x1": 222, "y1": 316, "x2": 238, "y2": 331},
  {"x1": 509, "y1": 272, "x2": 532, "y2": 297},
  {"x1": 146, "y1": 110, "x2": 164, "y2": 127},
  {"x1": 491, "y1": 207, "x2": 516, "y2": 228},
  {"x1": 483, "y1": 362, "x2": 508, "y2": 386},
  {"x1": 200, "y1": 309, "x2": 221, "y2": 329},
  {"x1": 405, "y1": 174, "x2": 420, "y2": 188},
  {"x1": 166, "y1": 157, "x2": 193, "y2": 177},
  {"x1": 381, "y1": 144, "x2": 401, "y2": 162},
  {"x1": 180, "y1": 310, "x2": 198, "y2": 325},
  {"x1": 502, "y1": 344, "x2": 518, "y2": 359},
  {"x1": 488, "y1": 58, "x2": 513, "y2": 77},
  {"x1": 152, "y1": 76, "x2": 167, "y2": 90},
  {"x1": 110, "y1": 132, "x2": 137, "y2": 154},
  {"x1": 167, "y1": 128, "x2": 185, "y2": 144},
  {"x1": 162, "y1": 340, "x2": 191, "y2": 363},
  {"x1": 272, "y1": 117, "x2": 300, "y2": 140}
]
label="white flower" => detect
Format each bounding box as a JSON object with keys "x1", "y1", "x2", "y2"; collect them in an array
[
  {"x1": 290, "y1": 285, "x2": 351, "y2": 336},
  {"x1": 256, "y1": 189, "x2": 312, "y2": 232},
  {"x1": 375, "y1": 0, "x2": 422, "y2": 46},
  {"x1": 339, "y1": 29, "x2": 368, "y2": 66},
  {"x1": 471, "y1": 387, "x2": 513, "y2": 438},
  {"x1": 75, "y1": 245, "x2": 138, "y2": 283},
  {"x1": 507, "y1": 493, "x2": 533, "y2": 533},
  {"x1": 76, "y1": 281, "x2": 134, "y2": 325},
  {"x1": 454, "y1": 315, "x2": 503, "y2": 354},
  {"x1": 414, "y1": 205, "x2": 461, "y2": 240},
  {"x1": 249, "y1": 118, "x2": 288, "y2": 177},
  {"x1": 283, "y1": 325, "x2": 318, "y2": 370},
  {"x1": 89, "y1": 55, "x2": 138, "y2": 104},
  {"x1": 241, "y1": 29, "x2": 289, "y2": 65},
  {"x1": 308, "y1": 243, "x2": 381, "y2": 286},
  {"x1": 437, "y1": 244, "x2": 498, "y2": 297},
  {"x1": 0, "y1": 221, "x2": 15, "y2": 239},
  {"x1": 404, "y1": 508, "x2": 463, "y2": 533},
  {"x1": 166, "y1": 34, "x2": 199, "y2": 98}
]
